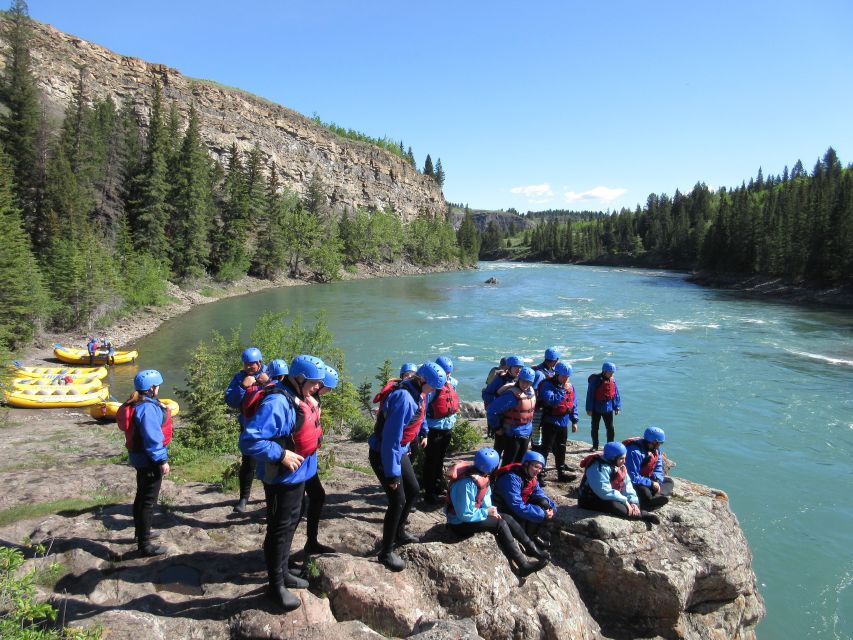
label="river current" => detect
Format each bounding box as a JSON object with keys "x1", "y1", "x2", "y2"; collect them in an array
[{"x1": 111, "y1": 262, "x2": 852, "y2": 639}]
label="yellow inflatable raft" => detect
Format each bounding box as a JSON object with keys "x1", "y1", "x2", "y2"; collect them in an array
[
  {"x1": 3, "y1": 386, "x2": 110, "y2": 409},
  {"x1": 53, "y1": 344, "x2": 138, "y2": 366},
  {"x1": 10, "y1": 364, "x2": 109, "y2": 380},
  {"x1": 11, "y1": 376, "x2": 104, "y2": 393},
  {"x1": 89, "y1": 398, "x2": 180, "y2": 421}
]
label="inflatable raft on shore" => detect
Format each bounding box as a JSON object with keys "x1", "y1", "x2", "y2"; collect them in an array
[
  {"x1": 53, "y1": 344, "x2": 138, "y2": 365},
  {"x1": 4, "y1": 386, "x2": 110, "y2": 408},
  {"x1": 88, "y1": 399, "x2": 180, "y2": 420}
]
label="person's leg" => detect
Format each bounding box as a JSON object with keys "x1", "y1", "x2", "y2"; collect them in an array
[
  {"x1": 263, "y1": 483, "x2": 303, "y2": 610},
  {"x1": 135, "y1": 465, "x2": 164, "y2": 555},
  {"x1": 659, "y1": 477, "x2": 675, "y2": 497},
  {"x1": 369, "y1": 448, "x2": 406, "y2": 569},
  {"x1": 498, "y1": 513, "x2": 550, "y2": 574},
  {"x1": 603, "y1": 412, "x2": 615, "y2": 443},
  {"x1": 422, "y1": 429, "x2": 449, "y2": 500},
  {"x1": 234, "y1": 454, "x2": 257, "y2": 513},
  {"x1": 578, "y1": 491, "x2": 659, "y2": 524},
  {"x1": 500, "y1": 436, "x2": 521, "y2": 467},
  {"x1": 278, "y1": 482, "x2": 307, "y2": 585},
  {"x1": 538, "y1": 422, "x2": 557, "y2": 469},
  {"x1": 396, "y1": 454, "x2": 421, "y2": 543},
  {"x1": 590, "y1": 413, "x2": 602, "y2": 450},
  {"x1": 303, "y1": 474, "x2": 334, "y2": 553},
  {"x1": 515, "y1": 436, "x2": 529, "y2": 463},
  {"x1": 431, "y1": 429, "x2": 452, "y2": 495},
  {"x1": 493, "y1": 432, "x2": 505, "y2": 457}
]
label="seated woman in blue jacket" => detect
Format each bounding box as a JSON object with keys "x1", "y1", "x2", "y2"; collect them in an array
[
  {"x1": 446, "y1": 448, "x2": 549, "y2": 577},
  {"x1": 493, "y1": 450, "x2": 556, "y2": 547},
  {"x1": 578, "y1": 441, "x2": 660, "y2": 525},
  {"x1": 624, "y1": 426, "x2": 674, "y2": 510},
  {"x1": 487, "y1": 366, "x2": 537, "y2": 466}
]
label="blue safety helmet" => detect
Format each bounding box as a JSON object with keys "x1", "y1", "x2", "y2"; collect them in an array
[
  {"x1": 643, "y1": 426, "x2": 666, "y2": 443},
  {"x1": 242, "y1": 347, "x2": 263, "y2": 364},
  {"x1": 554, "y1": 362, "x2": 573, "y2": 377},
  {"x1": 473, "y1": 447, "x2": 501, "y2": 474},
  {"x1": 544, "y1": 347, "x2": 561, "y2": 361},
  {"x1": 267, "y1": 358, "x2": 289, "y2": 378},
  {"x1": 603, "y1": 441, "x2": 627, "y2": 462},
  {"x1": 522, "y1": 450, "x2": 545, "y2": 466},
  {"x1": 518, "y1": 366, "x2": 536, "y2": 383},
  {"x1": 602, "y1": 361, "x2": 616, "y2": 373},
  {"x1": 400, "y1": 362, "x2": 418, "y2": 377},
  {"x1": 417, "y1": 361, "x2": 447, "y2": 389},
  {"x1": 435, "y1": 355, "x2": 454, "y2": 374},
  {"x1": 323, "y1": 365, "x2": 339, "y2": 389},
  {"x1": 134, "y1": 369, "x2": 163, "y2": 391},
  {"x1": 505, "y1": 355, "x2": 524, "y2": 368},
  {"x1": 290, "y1": 355, "x2": 326, "y2": 381}
]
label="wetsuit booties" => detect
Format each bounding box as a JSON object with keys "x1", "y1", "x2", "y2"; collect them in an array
[
  {"x1": 497, "y1": 536, "x2": 548, "y2": 577},
  {"x1": 267, "y1": 583, "x2": 301, "y2": 611},
  {"x1": 379, "y1": 550, "x2": 406, "y2": 571}
]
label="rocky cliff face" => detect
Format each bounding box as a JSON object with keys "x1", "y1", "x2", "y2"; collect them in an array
[{"x1": 0, "y1": 18, "x2": 445, "y2": 221}]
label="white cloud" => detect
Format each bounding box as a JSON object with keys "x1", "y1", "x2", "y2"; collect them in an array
[
  {"x1": 510, "y1": 183, "x2": 553, "y2": 198},
  {"x1": 563, "y1": 186, "x2": 627, "y2": 203}
]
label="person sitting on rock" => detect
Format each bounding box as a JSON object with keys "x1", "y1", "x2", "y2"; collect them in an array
[
  {"x1": 445, "y1": 447, "x2": 549, "y2": 577},
  {"x1": 421, "y1": 356, "x2": 460, "y2": 505},
  {"x1": 368, "y1": 362, "x2": 446, "y2": 571},
  {"x1": 493, "y1": 450, "x2": 556, "y2": 549},
  {"x1": 487, "y1": 365, "x2": 537, "y2": 466},
  {"x1": 585, "y1": 361, "x2": 621, "y2": 451},
  {"x1": 578, "y1": 442, "x2": 660, "y2": 525},
  {"x1": 534, "y1": 362, "x2": 580, "y2": 485},
  {"x1": 624, "y1": 426, "x2": 674, "y2": 510}
]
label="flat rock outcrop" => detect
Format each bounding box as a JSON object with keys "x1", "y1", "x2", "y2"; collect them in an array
[
  {"x1": 0, "y1": 18, "x2": 445, "y2": 222},
  {"x1": 0, "y1": 409, "x2": 763, "y2": 639}
]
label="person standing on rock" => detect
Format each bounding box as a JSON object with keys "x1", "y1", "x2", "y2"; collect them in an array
[
  {"x1": 421, "y1": 356, "x2": 460, "y2": 505},
  {"x1": 532, "y1": 346, "x2": 561, "y2": 380},
  {"x1": 225, "y1": 347, "x2": 269, "y2": 514},
  {"x1": 368, "y1": 361, "x2": 446, "y2": 571},
  {"x1": 534, "y1": 362, "x2": 580, "y2": 485},
  {"x1": 577, "y1": 442, "x2": 660, "y2": 525},
  {"x1": 445, "y1": 448, "x2": 549, "y2": 577},
  {"x1": 487, "y1": 366, "x2": 537, "y2": 466},
  {"x1": 239, "y1": 354, "x2": 326, "y2": 611},
  {"x1": 299, "y1": 363, "x2": 339, "y2": 556},
  {"x1": 482, "y1": 354, "x2": 523, "y2": 409},
  {"x1": 585, "y1": 361, "x2": 621, "y2": 451},
  {"x1": 624, "y1": 426, "x2": 674, "y2": 510},
  {"x1": 120, "y1": 369, "x2": 172, "y2": 558},
  {"x1": 493, "y1": 450, "x2": 556, "y2": 548}
]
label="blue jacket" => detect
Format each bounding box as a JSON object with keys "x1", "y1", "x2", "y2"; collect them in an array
[
  {"x1": 129, "y1": 396, "x2": 169, "y2": 468},
  {"x1": 625, "y1": 441, "x2": 666, "y2": 487},
  {"x1": 494, "y1": 467, "x2": 555, "y2": 523},
  {"x1": 482, "y1": 372, "x2": 514, "y2": 408},
  {"x1": 537, "y1": 378, "x2": 579, "y2": 428},
  {"x1": 583, "y1": 459, "x2": 638, "y2": 505},
  {"x1": 446, "y1": 475, "x2": 492, "y2": 525},
  {"x1": 224, "y1": 365, "x2": 268, "y2": 427},
  {"x1": 368, "y1": 378, "x2": 423, "y2": 483},
  {"x1": 585, "y1": 374, "x2": 621, "y2": 414},
  {"x1": 486, "y1": 386, "x2": 535, "y2": 438},
  {"x1": 422, "y1": 375, "x2": 459, "y2": 434},
  {"x1": 238, "y1": 383, "x2": 317, "y2": 485}
]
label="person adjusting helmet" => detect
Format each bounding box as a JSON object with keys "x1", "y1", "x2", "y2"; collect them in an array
[
  {"x1": 242, "y1": 347, "x2": 263, "y2": 364},
  {"x1": 417, "y1": 361, "x2": 447, "y2": 390},
  {"x1": 134, "y1": 369, "x2": 163, "y2": 391},
  {"x1": 435, "y1": 356, "x2": 454, "y2": 374},
  {"x1": 474, "y1": 447, "x2": 501, "y2": 474},
  {"x1": 267, "y1": 359, "x2": 289, "y2": 379},
  {"x1": 643, "y1": 426, "x2": 666, "y2": 443},
  {"x1": 399, "y1": 362, "x2": 418, "y2": 379},
  {"x1": 625, "y1": 426, "x2": 673, "y2": 510},
  {"x1": 586, "y1": 360, "x2": 621, "y2": 451}
]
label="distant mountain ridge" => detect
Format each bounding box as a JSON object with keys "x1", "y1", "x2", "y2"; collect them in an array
[{"x1": 0, "y1": 17, "x2": 444, "y2": 221}]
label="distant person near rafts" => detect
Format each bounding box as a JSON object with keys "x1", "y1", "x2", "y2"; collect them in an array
[
  {"x1": 624, "y1": 426, "x2": 674, "y2": 510},
  {"x1": 585, "y1": 361, "x2": 621, "y2": 451},
  {"x1": 421, "y1": 356, "x2": 460, "y2": 505},
  {"x1": 86, "y1": 336, "x2": 98, "y2": 366},
  {"x1": 487, "y1": 366, "x2": 537, "y2": 466}
]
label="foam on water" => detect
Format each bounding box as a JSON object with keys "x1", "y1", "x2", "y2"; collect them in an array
[{"x1": 784, "y1": 349, "x2": 853, "y2": 367}]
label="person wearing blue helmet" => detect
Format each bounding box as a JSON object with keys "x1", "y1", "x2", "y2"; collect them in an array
[
  {"x1": 585, "y1": 361, "x2": 622, "y2": 452},
  {"x1": 578, "y1": 441, "x2": 659, "y2": 524},
  {"x1": 623, "y1": 426, "x2": 673, "y2": 510},
  {"x1": 534, "y1": 362, "x2": 580, "y2": 485},
  {"x1": 399, "y1": 362, "x2": 418, "y2": 380},
  {"x1": 532, "y1": 346, "x2": 561, "y2": 380},
  {"x1": 445, "y1": 447, "x2": 549, "y2": 577},
  {"x1": 225, "y1": 346, "x2": 270, "y2": 514},
  {"x1": 120, "y1": 369, "x2": 172, "y2": 557},
  {"x1": 482, "y1": 355, "x2": 524, "y2": 409},
  {"x1": 421, "y1": 356, "x2": 461, "y2": 505},
  {"x1": 368, "y1": 361, "x2": 446, "y2": 571},
  {"x1": 239, "y1": 354, "x2": 326, "y2": 611},
  {"x1": 493, "y1": 450, "x2": 556, "y2": 549},
  {"x1": 487, "y1": 366, "x2": 537, "y2": 466}
]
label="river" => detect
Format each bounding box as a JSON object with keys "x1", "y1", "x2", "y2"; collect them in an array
[{"x1": 110, "y1": 262, "x2": 852, "y2": 639}]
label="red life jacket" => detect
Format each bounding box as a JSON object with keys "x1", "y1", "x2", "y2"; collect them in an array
[
  {"x1": 622, "y1": 437, "x2": 659, "y2": 477},
  {"x1": 428, "y1": 381, "x2": 459, "y2": 419},
  {"x1": 372, "y1": 378, "x2": 400, "y2": 405},
  {"x1": 495, "y1": 463, "x2": 538, "y2": 502},
  {"x1": 592, "y1": 375, "x2": 617, "y2": 402},
  {"x1": 580, "y1": 453, "x2": 628, "y2": 492},
  {"x1": 542, "y1": 382, "x2": 575, "y2": 417},
  {"x1": 116, "y1": 399, "x2": 173, "y2": 453},
  {"x1": 278, "y1": 381, "x2": 324, "y2": 457},
  {"x1": 373, "y1": 380, "x2": 425, "y2": 446},
  {"x1": 445, "y1": 462, "x2": 491, "y2": 515},
  {"x1": 241, "y1": 381, "x2": 275, "y2": 418},
  {"x1": 501, "y1": 389, "x2": 536, "y2": 427}
]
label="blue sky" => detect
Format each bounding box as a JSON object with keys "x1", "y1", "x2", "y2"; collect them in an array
[{"x1": 27, "y1": 0, "x2": 853, "y2": 213}]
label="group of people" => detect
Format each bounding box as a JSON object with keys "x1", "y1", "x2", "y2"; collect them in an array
[
  {"x1": 86, "y1": 336, "x2": 115, "y2": 365},
  {"x1": 119, "y1": 345, "x2": 674, "y2": 613}
]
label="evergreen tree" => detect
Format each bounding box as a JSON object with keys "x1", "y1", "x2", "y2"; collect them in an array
[
  {"x1": 434, "y1": 158, "x2": 445, "y2": 188},
  {"x1": 406, "y1": 146, "x2": 415, "y2": 168},
  {"x1": 423, "y1": 154, "x2": 434, "y2": 177},
  {"x1": 456, "y1": 209, "x2": 480, "y2": 265},
  {"x1": 211, "y1": 142, "x2": 250, "y2": 280}
]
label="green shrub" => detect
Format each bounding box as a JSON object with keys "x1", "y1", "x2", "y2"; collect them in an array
[
  {"x1": 348, "y1": 414, "x2": 374, "y2": 442},
  {"x1": 449, "y1": 419, "x2": 483, "y2": 454}
]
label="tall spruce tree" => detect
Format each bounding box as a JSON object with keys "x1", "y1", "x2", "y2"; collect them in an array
[
  {"x1": 434, "y1": 158, "x2": 445, "y2": 188},
  {"x1": 211, "y1": 142, "x2": 250, "y2": 280},
  {"x1": 423, "y1": 154, "x2": 434, "y2": 177}
]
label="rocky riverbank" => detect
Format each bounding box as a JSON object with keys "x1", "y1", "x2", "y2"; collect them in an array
[{"x1": 0, "y1": 400, "x2": 764, "y2": 639}]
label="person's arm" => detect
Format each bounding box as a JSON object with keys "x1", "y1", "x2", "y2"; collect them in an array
[
  {"x1": 625, "y1": 448, "x2": 653, "y2": 487},
  {"x1": 450, "y1": 479, "x2": 488, "y2": 522},
  {"x1": 496, "y1": 473, "x2": 546, "y2": 522},
  {"x1": 381, "y1": 391, "x2": 415, "y2": 483},
  {"x1": 588, "y1": 464, "x2": 628, "y2": 503},
  {"x1": 136, "y1": 402, "x2": 168, "y2": 464},
  {"x1": 653, "y1": 451, "x2": 666, "y2": 483},
  {"x1": 238, "y1": 396, "x2": 294, "y2": 464},
  {"x1": 224, "y1": 372, "x2": 246, "y2": 408},
  {"x1": 613, "y1": 381, "x2": 621, "y2": 412},
  {"x1": 585, "y1": 378, "x2": 596, "y2": 414},
  {"x1": 624, "y1": 474, "x2": 639, "y2": 505}
]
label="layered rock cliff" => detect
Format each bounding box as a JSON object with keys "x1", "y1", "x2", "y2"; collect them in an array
[{"x1": 0, "y1": 18, "x2": 445, "y2": 221}]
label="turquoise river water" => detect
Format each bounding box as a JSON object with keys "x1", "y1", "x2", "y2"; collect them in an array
[{"x1": 106, "y1": 262, "x2": 852, "y2": 639}]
